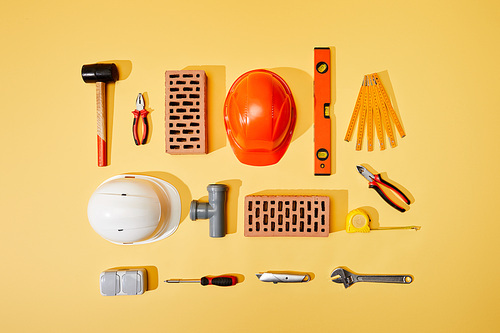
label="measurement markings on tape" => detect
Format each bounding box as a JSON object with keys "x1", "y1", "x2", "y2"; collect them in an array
[
  {"x1": 370, "y1": 74, "x2": 386, "y2": 150},
  {"x1": 366, "y1": 76, "x2": 374, "y2": 152},
  {"x1": 373, "y1": 74, "x2": 396, "y2": 148},
  {"x1": 355, "y1": 76, "x2": 369, "y2": 151},
  {"x1": 373, "y1": 73, "x2": 406, "y2": 138}
]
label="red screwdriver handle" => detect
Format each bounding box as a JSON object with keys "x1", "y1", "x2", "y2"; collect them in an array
[{"x1": 200, "y1": 275, "x2": 238, "y2": 286}]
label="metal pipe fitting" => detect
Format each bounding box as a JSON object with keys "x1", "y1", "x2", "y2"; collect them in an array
[{"x1": 190, "y1": 184, "x2": 228, "y2": 238}]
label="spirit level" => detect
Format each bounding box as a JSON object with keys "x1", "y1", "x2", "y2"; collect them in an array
[{"x1": 314, "y1": 47, "x2": 331, "y2": 175}]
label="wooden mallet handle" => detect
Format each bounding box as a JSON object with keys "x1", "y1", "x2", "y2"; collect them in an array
[
  {"x1": 81, "y1": 63, "x2": 118, "y2": 167},
  {"x1": 96, "y1": 82, "x2": 107, "y2": 166}
]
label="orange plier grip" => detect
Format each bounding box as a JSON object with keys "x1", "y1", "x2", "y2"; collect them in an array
[{"x1": 369, "y1": 174, "x2": 410, "y2": 212}]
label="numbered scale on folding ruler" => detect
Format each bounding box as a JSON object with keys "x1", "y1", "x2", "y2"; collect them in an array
[{"x1": 345, "y1": 73, "x2": 406, "y2": 151}]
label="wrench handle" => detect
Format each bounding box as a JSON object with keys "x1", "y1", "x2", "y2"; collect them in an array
[{"x1": 357, "y1": 275, "x2": 412, "y2": 284}]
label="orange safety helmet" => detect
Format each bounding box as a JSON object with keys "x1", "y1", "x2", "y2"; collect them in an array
[{"x1": 224, "y1": 69, "x2": 296, "y2": 166}]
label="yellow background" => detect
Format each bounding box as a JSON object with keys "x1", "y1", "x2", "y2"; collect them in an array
[{"x1": 1, "y1": 0, "x2": 499, "y2": 331}]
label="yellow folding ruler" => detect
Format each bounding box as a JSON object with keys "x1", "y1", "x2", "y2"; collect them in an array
[{"x1": 344, "y1": 73, "x2": 405, "y2": 151}]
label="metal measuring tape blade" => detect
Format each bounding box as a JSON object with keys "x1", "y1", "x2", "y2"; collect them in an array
[
  {"x1": 345, "y1": 208, "x2": 420, "y2": 233},
  {"x1": 344, "y1": 73, "x2": 405, "y2": 151}
]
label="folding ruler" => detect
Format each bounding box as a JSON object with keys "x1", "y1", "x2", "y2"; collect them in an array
[
  {"x1": 314, "y1": 47, "x2": 331, "y2": 175},
  {"x1": 345, "y1": 73, "x2": 405, "y2": 151}
]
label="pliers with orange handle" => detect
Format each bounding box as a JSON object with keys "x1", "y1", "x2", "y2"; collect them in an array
[
  {"x1": 356, "y1": 165, "x2": 411, "y2": 212},
  {"x1": 132, "y1": 93, "x2": 149, "y2": 145}
]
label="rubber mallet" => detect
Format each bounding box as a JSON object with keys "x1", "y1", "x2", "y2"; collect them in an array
[{"x1": 81, "y1": 63, "x2": 118, "y2": 167}]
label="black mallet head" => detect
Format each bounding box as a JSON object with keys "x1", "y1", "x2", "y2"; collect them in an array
[{"x1": 81, "y1": 63, "x2": 118, "y2": 83}]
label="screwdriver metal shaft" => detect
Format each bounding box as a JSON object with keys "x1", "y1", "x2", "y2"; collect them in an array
[{"x1": 165, "y1": 279, "x2": 200, "y2": 283}]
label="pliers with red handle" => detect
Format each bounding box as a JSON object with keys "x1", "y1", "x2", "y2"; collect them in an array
[
  {"x1": 132, "y1": 93, "x2": 149, "y2": 145},
  {"x1": 356, "y1": 165, "x2": 411, "y2": 212}
]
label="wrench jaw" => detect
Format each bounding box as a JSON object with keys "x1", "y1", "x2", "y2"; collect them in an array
[{"x1": 331, "y1": 268, "x2": 355, "y2": 288}]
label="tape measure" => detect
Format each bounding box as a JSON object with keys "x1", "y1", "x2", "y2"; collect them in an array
[
  {"x1": 346, "y1": 208, "x2": 420, "y2": 233},
  {"x1": 344, "y1": 73, "x2": 405, "y2": 151},
  {"x1": 314, "y1": 47, "x2": 331, "y2": 175},
  {"x1": 346, "y1": 209, "x2": 371, "y2": 233}
]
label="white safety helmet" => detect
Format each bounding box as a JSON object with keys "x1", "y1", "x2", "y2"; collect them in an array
[{"x1": 87, "y1": 174, "x2": 181, "y2": 245}]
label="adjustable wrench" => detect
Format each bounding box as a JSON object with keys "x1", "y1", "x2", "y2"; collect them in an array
[{"x1": 331, "y1": 267, "x2": 412, "y2": 288}]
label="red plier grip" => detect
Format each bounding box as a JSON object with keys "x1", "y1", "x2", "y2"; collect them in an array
[
  {"x1": 369, "y1": 174, "x2": 410, "y2": 213},
  {"x1": 200, "y1": 275, "x2": 238, "y2": 286},
  {"x1": 139, "y1": 110, "x2": 149, "y2": 145},
  {"x1": 132, "y1": 109, "x2": 149, "y2": 145},
  {"x1": 132, "y1": 110, "x2": 141, "y2": 145}
]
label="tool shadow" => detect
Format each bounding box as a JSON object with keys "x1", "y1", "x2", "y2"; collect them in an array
[
  {"x1": 183, "y1": 65, "x2": 226, "y2": 153},
  {"x1": 102, "y1": 60, "x2": 132, "y2": 165},
  {"x1": 377, "y1": 70, "x2": 406, "y2": 140},
  {"x1": 229, "y1": 273, "x2": 245, "y2": 284},
  {"x1": 270, "y1": 67, "x2": 312, "y2": 146},
  {"x1": 359, "y1": 206, "x2": 381, "y2": 229},
  {"x1": 108, "y1": 266, "x2": 159, "y2": 291},
  {"x1": 141, "y1": 92, "x2": 154, "y2": 145},
  {"x1": 329, "y1": 46, "x2": 337, "y2": 174},
  {"x1": 271, "y1": 47, "x2": 337, "y2": 173},
  {"x1": 320, "y1": 46, "x2": 337, "y2": 174},
  {"x1": 129, "y1": 171, "x2": 192, "y2": 225},
  {"x1": 250, "y1": 189, "x2": 348, "y2": 233}
]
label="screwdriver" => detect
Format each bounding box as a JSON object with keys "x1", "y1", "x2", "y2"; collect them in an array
[{"x1": 164, "y1": 275, "x2": 238, "y2": 287}]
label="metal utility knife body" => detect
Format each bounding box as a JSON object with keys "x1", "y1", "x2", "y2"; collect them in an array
[{"x1": 256, "y1": 272, "x2": 311, "y2": 284}]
